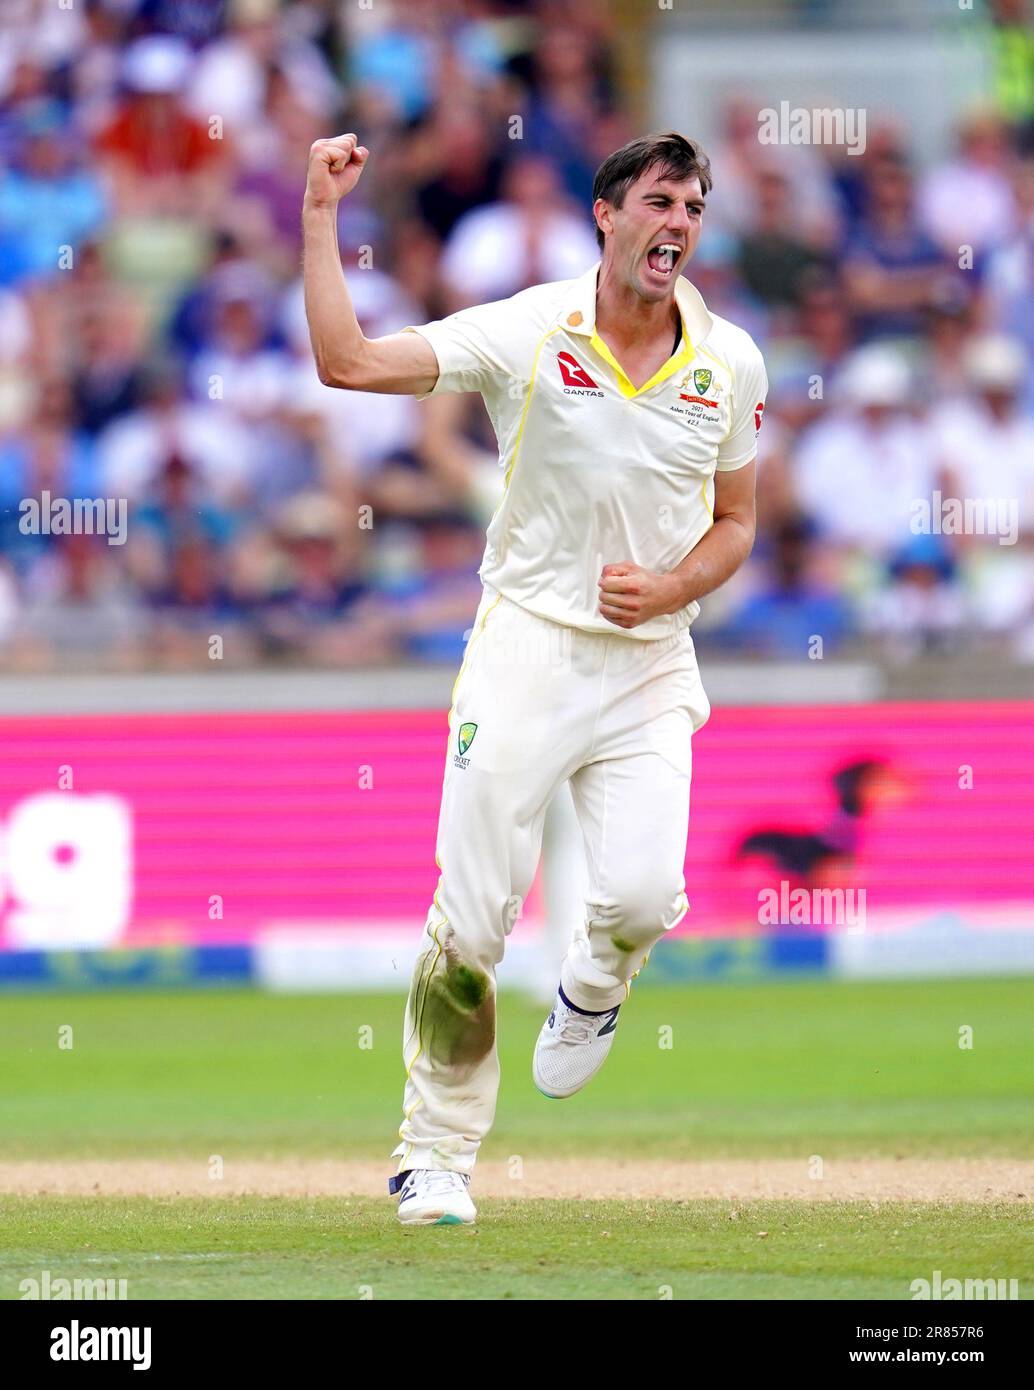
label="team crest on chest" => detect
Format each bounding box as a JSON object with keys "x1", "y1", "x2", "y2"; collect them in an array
[{"x1": 671, "y1": 365, "x2": 724, "y2": 424}]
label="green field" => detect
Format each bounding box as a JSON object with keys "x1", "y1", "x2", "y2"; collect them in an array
[
  {"x1": 1, "y1": 976, "x2": 1032, "y2": 1299},
  {"x1": 3, "y1": 1196, "x2": 1030, "y2": 1301}
]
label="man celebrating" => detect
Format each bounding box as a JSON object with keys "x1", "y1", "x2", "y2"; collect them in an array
[{"x1": 303, "y1": 131, "x2": 767, "y2": 1226}]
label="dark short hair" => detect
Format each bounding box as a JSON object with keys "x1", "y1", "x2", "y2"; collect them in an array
[{"x1": 591, "y1": 132, "x2": 712, "y2": 249}]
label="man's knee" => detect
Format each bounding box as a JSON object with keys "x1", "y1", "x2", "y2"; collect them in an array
[{"x1": 591, "y1": 873, "x2": 687, "y2": 951}]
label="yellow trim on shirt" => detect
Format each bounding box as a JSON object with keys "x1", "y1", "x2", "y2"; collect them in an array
[
  {"x1": 502, "y1": 325, "x2": 564, "y2": 489},
  {"x1": 588, "y1": 316, "x2": 693, "y2": 400},
  {"x1": 700, "y1": 477, "x2": 714, "y2": 523}
]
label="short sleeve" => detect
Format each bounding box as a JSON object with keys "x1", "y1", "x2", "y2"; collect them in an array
[
  {"x1": 403, "y1": 298, "x2": 513, "y2": 402},
  {"x1": 716, "y1": 341, "x2": 768, "y2": 472}
]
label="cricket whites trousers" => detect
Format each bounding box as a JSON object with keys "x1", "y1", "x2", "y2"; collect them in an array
[{"x1": 393, "y1": 586, "x2": 711, "y2": 1175}]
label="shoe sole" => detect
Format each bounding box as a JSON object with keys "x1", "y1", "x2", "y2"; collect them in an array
[
  {"x1": 532, "y1": 1063, "x2": 592, "y2": 1100},
  {"x1": 398, "y1": 1209, "x2": 476, "y2": 1227}
]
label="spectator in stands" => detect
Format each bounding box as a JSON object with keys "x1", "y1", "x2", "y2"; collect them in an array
[
  {"x1": 130, "y1": 454, "x2": 241, "y2": 598},
  {"x1": 735, "y1": 168, "x2": 835, "y2": 312},
  {"x1": 708, "y1": 95, "x2": 841, "y2": 246},
  {"x1": 440, "y1": 153, "x2": 598, "y2": 306},
  {"x1": 931, "y1": 333, "x2": 1034, "y2": 638},
  {"x1": 94, "y1": 35, "x2": 226, "y2": 219},
  {"x1": 919, "y1": 287, "x2": 980, "y2": 404},
  {"x1": 413, "y1": 103, "x2": 505, "y2": 243},
  {"x1": 918, "y1": 109, "x2": 1018, "y2": 259},
  {"x1": 0, "y1": 377, "x2": 99, "y2": 576},
  {"x1": 348, "y1": 1, "x2": 503, "y2": 125},
  {"x1": 12, "y1": 533, "x2": 144, "y2": 671},
  {"x1": 984, "y1": 157, "x2": 1034, "y2": 383},
  {"x1": 258, "y1": 492, "x2": 393, "y2": 666},
  {"x1": 0, "y1": 100, "x2": 107, "y2": 286},
  {"x1": 863, "y1": 535, "x2": 966, "y2": 661},
  {"x1": 519, "y1": 19, "x2": 621, "y2": 208},
  {"x1": 843, "y1": 152, "x2": 954, "y2": 342},
  {"x1": 229, "y1": 71, "x2": 332, "y2": 269},
  {"x1": 764, "y1": 271, "x2": 856, "y2": 430},
  {"x1": 718, "y1": 513, "x2": 854, "y2": 656},
  {"x1": 71, "y1": 321, "x2": 141, "y2": 441},
  {"x1": 385, "y1": 519, "x2": 489, "y2": 665},
  {"x1": 145, "y1": 528, "x2": 256, "y2": 665},
  {"x1": 186, "y1": 267, "x2": 313, "y2": 509},
  {"x1": 794, "y1": 346, "x2": 942, "y2": 568},
  {"x1": 97, "y1": 361, "x2": 251, "y2": 508}
]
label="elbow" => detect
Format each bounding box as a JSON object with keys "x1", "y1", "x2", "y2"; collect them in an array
[
  {"x1": 315, "y1": 341, "x2": 369, "y2": 391},
  {"x1": 316, "y1": 357, "x2": 350, "y2": 389}
]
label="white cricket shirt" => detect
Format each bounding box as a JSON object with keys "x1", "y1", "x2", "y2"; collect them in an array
[{"x1": 406, "y1": 262, "x2": 768, "y2": 640}]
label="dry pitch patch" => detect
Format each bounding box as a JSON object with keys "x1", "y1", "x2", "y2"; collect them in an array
[{"x1": 1, "y1": 1157, "x2": 1031, "y2": 1203}]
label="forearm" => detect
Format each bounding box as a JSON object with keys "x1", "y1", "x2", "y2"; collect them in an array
[
  {"x1": 667, "y1": 512, "x2": 756, "y2": 609},
  {"x1": 302, "y1": 199, "x2": 366, "y2": 386},
  {"x1": 301, "y1": 135, "x2": 438, "y2": 395}
]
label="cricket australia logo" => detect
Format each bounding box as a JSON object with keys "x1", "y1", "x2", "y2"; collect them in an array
[
  {"x1": 454, "y1": 721, "x2": 478, "y2": 769},
  {"x1": 672, "y1": 365, "x2": 722, "y2": 422}
]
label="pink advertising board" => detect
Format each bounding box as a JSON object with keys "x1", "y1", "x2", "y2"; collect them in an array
[{"x1": 0, "y1": 702, "x2": 1031, "y2": 952}]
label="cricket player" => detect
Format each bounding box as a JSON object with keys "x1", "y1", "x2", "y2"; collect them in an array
[{"x1": 303, "y1": 130, "x2": 767, "y2": 1226}]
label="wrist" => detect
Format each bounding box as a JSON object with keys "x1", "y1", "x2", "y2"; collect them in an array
[
  {"x1": 303, "y1": 195, "x2": 339, "y2": 218},
  {"x1": 664, "y1": 568, "x2": 699, "y2": 613}
]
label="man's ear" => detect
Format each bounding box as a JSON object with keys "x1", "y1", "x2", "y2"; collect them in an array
[{"x1": 592, "y1": 197, "x2": 611, "y2": 241}]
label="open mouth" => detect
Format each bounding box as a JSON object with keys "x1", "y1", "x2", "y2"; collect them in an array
[{"x1": 646, "y1": 242, "x2": 682, "y2": 276}]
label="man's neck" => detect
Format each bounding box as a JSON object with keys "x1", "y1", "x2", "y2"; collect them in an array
[{"x1": 594, "y1": 260, "x2": 680, "y2": 350}]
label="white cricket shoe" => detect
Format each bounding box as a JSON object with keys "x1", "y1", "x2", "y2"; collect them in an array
[
  {"x1": 532, "y1": 985, "x2": 621, "y2": 1099},
  {"x1": 390, "y1": 1168, "x2": 477, "y2": 1226}
]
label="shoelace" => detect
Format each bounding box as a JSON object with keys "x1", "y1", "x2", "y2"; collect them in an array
[
  {"x1": 555, "y1": 1006, "x2": 606, "y2": 1044},
  {"x1": 411, "y1": 1170, "x2": 467, "y2": 1196}
]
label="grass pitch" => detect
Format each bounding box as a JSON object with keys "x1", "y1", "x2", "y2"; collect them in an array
[
  {"x1": 3, "y1": 1196, "x2": 1031, "y2": 1301},
  {"x1": 1, "y1": 976, "x2": 1032, "y2": 1299}
]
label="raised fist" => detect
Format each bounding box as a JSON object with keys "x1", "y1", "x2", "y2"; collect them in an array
[{"x1": 305, "y1": 134, "x2": 369, "y2": 208}]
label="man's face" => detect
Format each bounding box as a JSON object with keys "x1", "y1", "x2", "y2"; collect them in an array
[{"x1": 596, "y1": 168, "x2": 705, "y2": 302}]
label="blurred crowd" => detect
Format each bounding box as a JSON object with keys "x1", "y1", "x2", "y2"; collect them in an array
[{"x1": 1, "y1": 0, "x2": 1034, "y2": 671}]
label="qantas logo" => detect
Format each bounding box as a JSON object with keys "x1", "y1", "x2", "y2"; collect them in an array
[
  {"x1": 754, "y1": 401, "x2": 765, "y2": 433},
  {"x1": 557, "y1": 352, "x2": 597, "y2": 388},
  {"x1": 557, "y1": 351, "x2": 603, "y2": 397}
]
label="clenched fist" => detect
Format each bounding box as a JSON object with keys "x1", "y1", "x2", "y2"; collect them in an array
[
  {"x1": 598, "y1": 562, "x2": 686, "y2": 629},
  {"x1": 304, "y1": 133, "x2": 369, "y2": 209}
]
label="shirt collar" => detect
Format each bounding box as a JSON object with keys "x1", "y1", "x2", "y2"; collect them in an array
[{"x1": 560, "y1": 261, "x2": 714, "y2": 351}]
